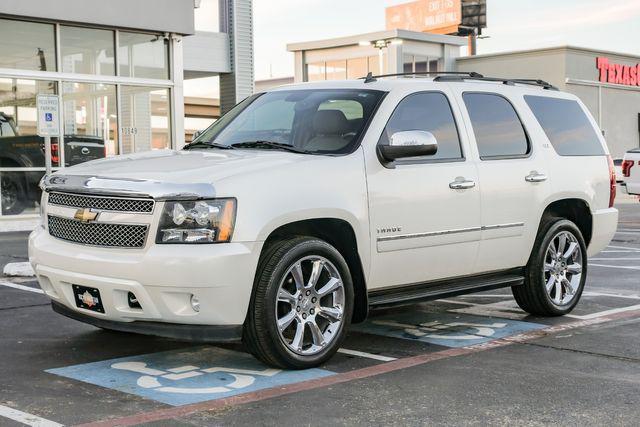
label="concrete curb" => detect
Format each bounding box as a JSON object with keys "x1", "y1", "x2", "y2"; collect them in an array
[{"x1": 2, "y1": 262, "x2": 35, "y2": 277}]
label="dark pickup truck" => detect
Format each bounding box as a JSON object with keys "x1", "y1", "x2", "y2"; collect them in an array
[{"x1": 0, "y1": 112, "x2": 106, "y2": 215}]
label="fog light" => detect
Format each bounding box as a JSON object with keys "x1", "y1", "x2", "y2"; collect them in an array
[
  {"x1": 128, "y1": 292, "x2": 141, "y2": 309},
  {"x1": 190, "y1": 294, "x2": 200, "y2": 312}
]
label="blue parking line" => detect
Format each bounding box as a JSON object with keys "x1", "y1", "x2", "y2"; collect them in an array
[
  {"x1": 354, "y1": 311, "x2": 545, "y2": 348},
  {"x1": 46, "y1": 346, "x2": 334, "y2": 406}
]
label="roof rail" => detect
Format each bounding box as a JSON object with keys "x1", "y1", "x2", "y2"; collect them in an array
[
  {"x1": 359, "y1": 70, "x2": 558, "y2": 90},
  {"x1": 433, "y1": 75, "x2": 558, "y2": 90},
  {"x1": 361, "y1": 71, "x2": 483, "y2": 83}
]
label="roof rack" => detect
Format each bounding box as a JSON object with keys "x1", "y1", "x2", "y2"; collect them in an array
[
  {"x1": 361, "y1": 71, "x2": 558, "y2": 90},
  {"x1": 433, "y1": 75, "x2": 558, "y2": 90},
  {"x1": 362, "y1": 71, "x2": 483, "y2": 83}
]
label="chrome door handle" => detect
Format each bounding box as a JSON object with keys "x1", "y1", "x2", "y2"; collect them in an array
[
  {"x1": 525, "y1": 172, "x2": 548, "y2": 183},
  {"x1": 449, "y1": 179, "x2": 476, "y2": 190}
]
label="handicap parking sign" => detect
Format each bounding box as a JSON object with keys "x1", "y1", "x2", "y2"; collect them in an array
[
  {"x1": 354, "y1": 311, "x2": 545, "y2": 348},
  {"x1": 46, "y1": 346, "x2": 334, "y2": 406},
  {"x1": 45, "y1": 113, "x2": 53, "y2": 122}
]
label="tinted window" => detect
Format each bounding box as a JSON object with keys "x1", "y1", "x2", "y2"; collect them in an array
[
  {"x1": 524, "y1": 96, "x2": 604, "y2": 156},
  {"x1": 379, "y1": 92, "x2": 462, "y2": 160},
  {"x1": 463, "y1": 93, "x2": 529, "y2": 158}
]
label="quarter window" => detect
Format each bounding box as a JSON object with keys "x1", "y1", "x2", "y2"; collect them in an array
[
  {"x1": 379, "y1": 92, "x2": 463, "y2": 161},
  {"x1": 463, "y1": 93, "x2": 529, "y2": 159},
  {"x1": 524, "y1": 95, "x2": 604, "y2": 156}
]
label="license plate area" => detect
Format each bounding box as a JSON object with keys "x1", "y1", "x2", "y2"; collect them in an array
[{"x1": 72, "y1": 285, "x2": 105, "y2": 313}]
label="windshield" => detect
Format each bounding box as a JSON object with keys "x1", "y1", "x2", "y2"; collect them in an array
[{"x1": 190, "y1": 89, "x2": 385, "y2": 154}]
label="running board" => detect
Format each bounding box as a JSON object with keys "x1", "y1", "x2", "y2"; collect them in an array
[{"x1": 368, "y1": 270, "x2": 525, "y2": 308}]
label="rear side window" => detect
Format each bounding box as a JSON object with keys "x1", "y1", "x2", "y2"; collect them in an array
[
  {"x1": 524, "y1": 95, "x2": 605, "y2": 156},
  {"x1": 379, "y1": 92, "x2": 463, "y2": 161},
  {"x1": 463, "y1": 93, "x2": 529, "y2": 159}
]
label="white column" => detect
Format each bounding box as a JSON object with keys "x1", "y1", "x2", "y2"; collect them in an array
[
  {"x1": 170, "y1": 34, "x2": 186, "y2": 149},
  {"x1": 219, "y1": 0, "x2": 254, "y2": 114}
]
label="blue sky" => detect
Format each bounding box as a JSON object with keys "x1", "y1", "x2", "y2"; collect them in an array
[{"x1": 186, "y1": 0, "x2": 640, "y2": 98}]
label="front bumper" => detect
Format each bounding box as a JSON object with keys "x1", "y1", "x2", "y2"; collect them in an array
[
  {"x1": 52, "y1": 301, "x2": 242, "y2": 342},
  {"x1": 29, "y1": 226, "x2": 263, "y2": 331}
]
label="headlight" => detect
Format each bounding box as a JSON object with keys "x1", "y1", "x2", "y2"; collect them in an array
[{"x1": 156, "y1": 198, "x2": 236, "y2": 244}]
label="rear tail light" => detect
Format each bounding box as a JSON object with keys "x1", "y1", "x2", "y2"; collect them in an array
[
  {"x1": 607, "y1": 155, "x2": 616, "y2": 208},
  {"x1": 51, "y1": 142, "x2": 59, "y2": 165},
  {"x1": 622, "y1": 159, "x2": 635, "y2": 177}
]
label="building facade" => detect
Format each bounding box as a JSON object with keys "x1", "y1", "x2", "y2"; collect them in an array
[
  {"x1": 0, "y1": 0, "x2": 253, "y2": 221},
  {"x1": 457, "y1": 46, "x2": 640, "y2": 159},
  {"x1": 287, "y1": 29, "x2": 466, "y2": 83}
]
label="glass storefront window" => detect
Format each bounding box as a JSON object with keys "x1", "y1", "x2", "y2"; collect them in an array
[
  {"x1": 415, "y1": 55, "x2": 428, "y2": 73},
  {"x1": 347, "y1": 57, "x2": 368, "y2": 79},
  {"x1": 368, "y1": 54, "x2": 387, "y2": 75},
  {"x1": 62, "y1": 82, "x2": 117, "y2": 162},
  {"x1": 326, "y1": 60, "x2": 347, "y2": 80},
  {"x1": 0, "y1": 78, "x2": 59, "y2": 168},
  {"x1": 0, "y1": 78, "x2": 57, "y2": 216},
  {"x1": 121, "y1": 86, "x2": 171, "y2": 154},
  {"x1": 118, "y1": 32, "x2": 170, "y2": 80},
  {"x1": 0, "y1": 19, "x2": 56, "y2": 72},
  {"x1": 307, "y1": 62, "x2": 326, "y2": 81},
  {"x1": 403, "y1": 54, "x2": 414, "y2": 73},
  {"x1": 61, "y1": 26, "x2": 115, "y2": 76}
]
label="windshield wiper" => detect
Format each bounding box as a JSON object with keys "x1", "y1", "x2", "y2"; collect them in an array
[
  {"x1": 231, "y1": 140, "x2": 309, "y2": 154},
  {"x1": 183, "y1": 141, "x2": 235, "y2": 150}
]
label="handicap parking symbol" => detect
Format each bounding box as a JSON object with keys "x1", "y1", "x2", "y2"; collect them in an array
[
  {"x1": 46, "y1": 346, "x2": 334, "y2": 406},
  {"x1": 45, "y1": 112, "x2": 53, "y2": 122},
  {"x1": 354, "y1": 311, "x2": 545, "y2": 348}
]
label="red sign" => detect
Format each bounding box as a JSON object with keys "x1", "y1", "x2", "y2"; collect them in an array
[{"x1": 596, "y1": 57, "x2": 640, "y2": 86}]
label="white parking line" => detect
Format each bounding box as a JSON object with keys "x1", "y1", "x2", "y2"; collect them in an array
[
  {"x1": 606, "y1": 245, "x2": 640, "y2": 252},
  {"x1": 616, "y1": 229, "x2": 640, "y2": 233},
  {"x1": 590, "y1": 263, "x2": 640, "y2": 271},
  {"x1": 0, "y1": 280, "x2": 44, "y2": 294},
  {"x1": 591, "y1": 257, "x2": 640, "y2": 261},
  {"x1": 0, "y1": 404, "x2": 63, "y2": 427},
  {"x1": 613, "y1": 231, "x2": 640, "y2": 235},
  {"x1": 337, "y1": 348, "x2": 397, "y2": 362},
  {"x1": 566, "y1": 304, "x2": 640, "y2": 320}
]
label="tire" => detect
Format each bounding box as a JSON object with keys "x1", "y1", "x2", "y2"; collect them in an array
[
  {"x1": 244, "y1": 236, "x2": 354, "y2": 369},
  {"x1": 513, "y1": 218, "x2": 587, "y2": 316},
  {"x1": 0, "y1": 172, "x2": 26, "y2": 215}
]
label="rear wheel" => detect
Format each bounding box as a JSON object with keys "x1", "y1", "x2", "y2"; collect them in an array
[
  {"x1": 244, "y1": 237, "x2": 353, "y2": 369},
  {"x1": 513, "y1": 218, "x2": 587, "y2": 316},
  {"x1": 0, "y1": 172, "x2": 26, "y2": 215}
]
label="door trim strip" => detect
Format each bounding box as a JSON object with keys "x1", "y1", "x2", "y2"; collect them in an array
[{"x1": 377, "y1": 222, "x2": 524, "y2": 242}]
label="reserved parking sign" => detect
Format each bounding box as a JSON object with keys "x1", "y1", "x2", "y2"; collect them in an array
[{"x1": 36, "y1": 94, "x2": 60, "y2": 137}]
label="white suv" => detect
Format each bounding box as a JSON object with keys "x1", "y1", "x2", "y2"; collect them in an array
[{"x1": 29, "y1": 73, "x2": 618, "y2": 369}]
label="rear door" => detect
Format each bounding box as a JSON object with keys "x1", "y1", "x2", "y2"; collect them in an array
[
  {"x1": 365, "y1": 88, "x2": 481, "y2": 290},
  {"x1": 453, "y1": 87, "x2": 552, "y2": 273}
]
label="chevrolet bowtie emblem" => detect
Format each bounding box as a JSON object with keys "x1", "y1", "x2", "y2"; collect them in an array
[{"x1": 74, "y1": 208, "x2": 98, "y2": 223}]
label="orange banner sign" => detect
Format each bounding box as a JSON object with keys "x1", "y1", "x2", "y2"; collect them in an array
[{"x1": 386, "y1": 0, "x2": 462, "y2": 34}]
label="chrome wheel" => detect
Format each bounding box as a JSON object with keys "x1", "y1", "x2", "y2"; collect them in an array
[
  {"x1": 543, "y1": 230, "x2": 583, "y2": 306},
  {"x1": 275, "y1": 255, "x2": 345, "y2": 356}
]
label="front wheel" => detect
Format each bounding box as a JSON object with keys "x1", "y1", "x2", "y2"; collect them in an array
[
  {"x1": 244, "y1": 237, "x2": 354, "y2": 369},
  {"x1": 513, "y1": 218, "x2": 587, "y2": 316}
]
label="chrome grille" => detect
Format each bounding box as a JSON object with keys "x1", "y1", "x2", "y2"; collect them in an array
[
  {"x1": 48, "y1": 192, "x2": 154, "y2": 213},
  {"x1": 48, "y1": 215, "x2": 148, "y2": 248}
]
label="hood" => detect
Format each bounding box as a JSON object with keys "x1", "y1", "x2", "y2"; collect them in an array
[{"x1": 57, "y1": 149, "x2": 314, "y2": 184}]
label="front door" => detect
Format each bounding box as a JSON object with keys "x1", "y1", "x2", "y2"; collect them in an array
[{"x1": 365, "y1": 89, "x2": 481, "y2": 290}]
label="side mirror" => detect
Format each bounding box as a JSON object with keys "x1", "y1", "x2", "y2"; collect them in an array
[{"x1": 378, "y1": 130, "x2": 438, "y2": 162}]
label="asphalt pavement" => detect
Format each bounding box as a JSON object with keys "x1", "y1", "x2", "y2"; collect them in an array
[{"x1": 0, "y1": 203, "x2": 638, "y2": 426}]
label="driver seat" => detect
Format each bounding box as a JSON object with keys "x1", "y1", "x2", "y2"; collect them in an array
[{"x1": 303, "y1": 110, "x2": 352, "y2": 151}]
